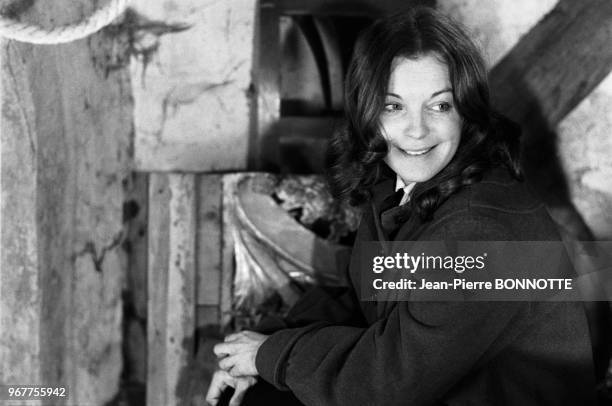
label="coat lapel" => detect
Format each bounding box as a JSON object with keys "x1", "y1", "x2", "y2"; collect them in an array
[{"x1": 367, "y1": 178, "x2": 395, "y2": 253}]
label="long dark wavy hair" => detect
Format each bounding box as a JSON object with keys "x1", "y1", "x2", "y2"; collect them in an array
[{"x1": 327, "y1": 7, "x2": 522, "y2": 220}]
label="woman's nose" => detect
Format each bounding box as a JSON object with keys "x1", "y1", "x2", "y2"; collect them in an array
[{"x1": 402, "y1": 112, "x2": 427, "y2": 139}]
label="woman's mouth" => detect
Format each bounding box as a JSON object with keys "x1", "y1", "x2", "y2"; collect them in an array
[{"x1": 399, "y1": 145, "x2": 435, "y2": 156}]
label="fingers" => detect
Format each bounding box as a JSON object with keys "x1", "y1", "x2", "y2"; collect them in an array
[
  {"x1": 223, "y1": 330, "x2": 259, "y2": 343},
  {"x1": 228, "y1": 377, "x2": 257, "y2": 406},
  {"x1": 214, "y1": 338, "x2": 247, "y2": 356},
  {"x1": 213, "y1": 342, "x2": 233, "y2": 358},
  {"x1": 215, "y1": 331, "x2": 263, "y2": 357},
  {"x1": 224, "y1": 332, "x2": 242, "y2": 342},
  {"x1": 219, "y1": 355, "x2": 251, "y2": 377},
  {"x1": 218, "y1": 355, "x2": 237, "y2": 372},
  {"x1": 205, "y1": 370, "x2": 257, "y2": 406},
  {"x1": 205, "y1": 370, "x2": 231, "y2": 406},
  {"x1": 228, "y1": 382, "x2": 247, "y2": 406},
  {"x1": 213, "y1": 341, "x2": 247, "y2": 360}
]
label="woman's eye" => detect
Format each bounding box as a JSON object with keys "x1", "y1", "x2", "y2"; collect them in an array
[
  {"x1": 383, "y1": 103, "x2": 402, "y2": 113},
  {"x1": 432, "y1": 102, "x2": 452, "y2": 112}
]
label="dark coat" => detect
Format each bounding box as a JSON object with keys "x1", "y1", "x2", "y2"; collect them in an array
[{"x1": 255, "y1": 166, "x2": 597, "y2": 406}]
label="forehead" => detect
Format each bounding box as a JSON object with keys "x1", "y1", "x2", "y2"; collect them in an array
[{"x1": 388, "y1": 54, "x2": 451, "y2": 95}]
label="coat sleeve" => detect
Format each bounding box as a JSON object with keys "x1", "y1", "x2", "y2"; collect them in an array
[
  {"x1": 255, "y1": 211, "x2": 528, "y2": 406},
  {"x1": 254, "y1": 285, "x2": 366, "y2": 334},
  {"x1": 254, "y1": 215, "x2": 370, "y2": 334}
]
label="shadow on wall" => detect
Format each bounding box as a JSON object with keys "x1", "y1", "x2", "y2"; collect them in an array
[
  {"x1": 500, "y1": 66, "x2": 594, "y2": 241},
  {"x1": 518, "y1": 97, "x2": 595, "y2": 240},
  {"x1": 509, "y1": 69, "x2": 612, "y2": 403}
]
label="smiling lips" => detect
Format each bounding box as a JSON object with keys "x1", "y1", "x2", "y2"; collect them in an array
[{"x1": 397, "y1": 145, "x2": 436, "y2": 156}]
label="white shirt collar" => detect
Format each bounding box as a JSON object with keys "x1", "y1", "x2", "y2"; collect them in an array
[{"x1": 395, "y1": 176, "x2": 416, "y2": 206}]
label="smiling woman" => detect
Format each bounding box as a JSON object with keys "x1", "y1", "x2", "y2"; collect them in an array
[
  {"x1": 380, "y1": 54, "x2": 462, "y2": 184},
  {"x1": 327, "y1": 7, "x2": 520, "y2": 224},
  {"x1": 206, "y1": 7, "x2": 597, "y2": 406}
]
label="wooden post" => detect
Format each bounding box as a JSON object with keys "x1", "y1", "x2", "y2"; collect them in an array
[
  {"x1": 147, "y1": 173, "x2": 197, "y2": 406},
  {"x1": 196, "y1": 174, "x2": 224, "y2": 328},
  {"x1": 0, "y1": 1, "x2": 132, "y2": 404},
  {"x1": 124, "y1": 172, "x2": 150, "y2": 385},
  {"x1": 0, "y1": 38, "x2": 40, "y2": 388}
]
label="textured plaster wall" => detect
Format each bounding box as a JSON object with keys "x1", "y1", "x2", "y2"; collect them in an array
[
  {"x1": 131, "y1": 0, "x2": 256, "y2": 172},
  {"x1": 439, "y1": 0, "x2": 558, "y2": 67},
  {"x1": 441, "y1": 0, "x2": 612, "y2": 239}
]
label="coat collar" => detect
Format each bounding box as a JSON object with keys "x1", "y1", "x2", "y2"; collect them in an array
[
  {"x1": 364, "y1": 165, "x2": 521, "y2": 254},
  {"x1": 366, "y1": 169, "x2": 426, "y2": 253}
]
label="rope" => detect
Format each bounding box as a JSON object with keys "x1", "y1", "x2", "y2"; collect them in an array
[{"x1": 0, "y1": 0, "x2": 130, "y2": 44}]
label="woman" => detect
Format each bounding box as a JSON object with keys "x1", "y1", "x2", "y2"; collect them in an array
[{"x1": 207, "y1": 8, "x2": 596, "y2": 406}]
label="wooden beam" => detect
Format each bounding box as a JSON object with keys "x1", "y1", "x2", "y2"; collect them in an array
[
  {"x1": 197, "y1": 175, "x2": 223, "y2": 311},
  {"x1": 147, "y1": 174, "x2": 171, "y2": 406},
  {"x1": 124, "y1": 172, "x2": 149, "y2": 385},
  {"x1": 125, "y1": 172, "x2": 150, "y2": 321},
  {"x1": 1, "y1": 38, "x2": 41, "y2": 386},
  {"x1": 148, "y1": 173, "x2": 197, "y2": 406},
  {"x1": 490, "y1": 0, "x2": 612, "y2": 127},
  {"x1": 1, "y1": 2, "x2": 132, "y2": 403}
]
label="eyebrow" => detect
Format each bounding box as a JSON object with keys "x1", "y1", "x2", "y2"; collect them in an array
[
  {"x1": 386, "y1": 88, "x2": 453, "y2": 99},
  {"x1": 431, "y1": 88, "x2": 452, "y2": 97}
]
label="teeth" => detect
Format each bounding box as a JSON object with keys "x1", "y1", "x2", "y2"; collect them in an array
[{"x1": 403, "y1": 147, "x2": 432, "y2": 156}]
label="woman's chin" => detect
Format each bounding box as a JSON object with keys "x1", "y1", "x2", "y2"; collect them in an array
[
  {"x1": 387, "y1": 158, "x2": 446, "y2": 183},
  {"x1": 397, "y1": 171, "x2": 438, "y2": 183}
]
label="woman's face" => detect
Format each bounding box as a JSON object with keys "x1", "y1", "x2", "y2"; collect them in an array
[{"x1": 380, "y1": 53, "x2": 462, "y2": 184}]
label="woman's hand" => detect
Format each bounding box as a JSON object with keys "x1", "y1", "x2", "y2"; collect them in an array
[
  {"x1": 213, "y1": 331, "x2": 268, "y2": 377},
  {"x1": 205, "y1": 369, "x2": 257, "y2": 406}
]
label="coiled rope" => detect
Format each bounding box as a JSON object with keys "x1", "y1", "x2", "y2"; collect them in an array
[{"x1": 0, "y1": 0, "x2": 130, "y2": 44}]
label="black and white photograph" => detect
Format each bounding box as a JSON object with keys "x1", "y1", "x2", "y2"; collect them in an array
[{"x1": 1, "y1": 0, "x2": 612, "y2": 405}]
